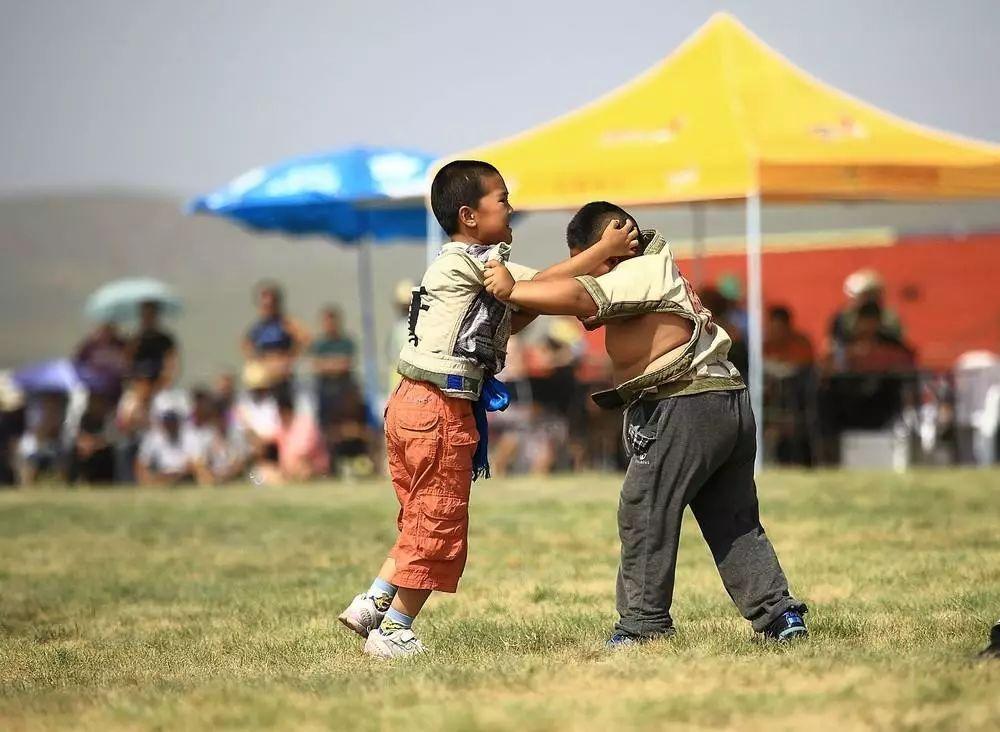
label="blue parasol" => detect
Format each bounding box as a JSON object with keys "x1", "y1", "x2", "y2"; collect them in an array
[{"x1": 189, "y1": 146, "x2": 437, "y2": 412}]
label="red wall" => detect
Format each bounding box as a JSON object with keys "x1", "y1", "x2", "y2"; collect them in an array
[{"x1": 676, "y1": 232, "x2": 1000, "y2": 371}]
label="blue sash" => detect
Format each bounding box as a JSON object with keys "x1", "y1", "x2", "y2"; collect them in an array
[{"x1": 472, "y1": 376, "x2": 510, "y2": 480}]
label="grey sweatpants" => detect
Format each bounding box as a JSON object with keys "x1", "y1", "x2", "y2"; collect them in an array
[{"x1": 615, "y1": 388, "x2": 805, "y2": 637}]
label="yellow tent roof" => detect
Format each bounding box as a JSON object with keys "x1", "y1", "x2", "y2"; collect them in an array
[{"x1": 456, "y1": 12, "x2": 1000, "y2": 209}]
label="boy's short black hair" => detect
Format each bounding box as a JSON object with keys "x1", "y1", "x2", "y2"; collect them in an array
[
  {"x1": 566, "y1": 201, "x2": 638, "y2": 250},
  {"x1": 431, "y1": 160, "x2": 501, "y2": 236}
]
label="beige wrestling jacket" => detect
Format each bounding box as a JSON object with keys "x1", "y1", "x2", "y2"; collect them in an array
[
  {"x1": 574, "y1": 230, "x2": 744, "y2": 408},
  {"x1": 397, "y1": 242, "x2": 538, "y2": 400}
]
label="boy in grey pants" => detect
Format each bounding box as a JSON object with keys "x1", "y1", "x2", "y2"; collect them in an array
[{"x1": 485, "y1": 202, "x2": 808, "y2": 646}]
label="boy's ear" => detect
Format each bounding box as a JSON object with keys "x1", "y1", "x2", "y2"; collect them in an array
[{"x1": 458, "y1": 204, "x2": 477, "y2": 230}]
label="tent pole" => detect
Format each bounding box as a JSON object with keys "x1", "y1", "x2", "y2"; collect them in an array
[
  {"x1": 746, "y1": 193, "x2": 764, "y2": 474},
  {"x1": 426, "y1": 204, "x2": 443, "y2": 268},
  {"x1": 357, "y1": 239, "x2": 381, "y2": 414},
  {"x1": 691, "y1": 202, "x2": 705, "y2": 286}
]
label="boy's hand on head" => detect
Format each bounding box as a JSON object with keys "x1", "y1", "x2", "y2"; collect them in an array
[
  {"x1": 597, "y1": 219, "x2": 640, "y2": 258},
  {"x1": 484, "y1": 260, "x2": 516, "y2": 301}
]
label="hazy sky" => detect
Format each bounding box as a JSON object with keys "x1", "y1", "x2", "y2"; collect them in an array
[{"x1": 2, "y1": 0, "x2": 998, "y2": 196}]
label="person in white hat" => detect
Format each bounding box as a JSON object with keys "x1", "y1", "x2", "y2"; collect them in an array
[{"x1": 829, "y1": 268, "x2": 904, "y2": 357}]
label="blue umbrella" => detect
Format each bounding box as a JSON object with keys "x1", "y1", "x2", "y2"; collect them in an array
[
  {"x1": 189, "y1": 146, "x2": 437, "y2": 411},
  {"x1": 188, "y1": 146, "x2": 433, "y2": 240}
]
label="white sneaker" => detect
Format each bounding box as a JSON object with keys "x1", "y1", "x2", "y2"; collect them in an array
[
  {"x1": 337, "y1": 594, "x2": 384, "y2": 638},
  {"x1": 363, "y1": 628, "x2": 427, "y2": 659}
]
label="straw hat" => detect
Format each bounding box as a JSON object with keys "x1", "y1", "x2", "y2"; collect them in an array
[{"x1": 242, "y1": 360, "x2": 274, "y2": 390}]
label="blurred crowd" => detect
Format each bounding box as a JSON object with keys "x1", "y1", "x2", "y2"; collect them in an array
[
  {"x1": 1, "y1": 265, "x2": 997, "y2": 488},
  {"x1": 762, "y1": 268, "x2": 1000, "y2": 467},
  {"x1": 0, "y1": 282, "x2": 374, "y2": 487},
  {"x1": 488, "y1": 266, "x2": 967, "y2": 472}
]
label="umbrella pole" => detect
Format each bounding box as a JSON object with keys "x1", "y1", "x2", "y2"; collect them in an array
[
  {"x1": 745, "y1": 193, "x2": 764, "y2": 474},
  {"x1": 357, "y1": 239, "x2": 381, "y2": 415},
  {"x1": 426, "y1": 204, "x2": 443, "y2": 268}
]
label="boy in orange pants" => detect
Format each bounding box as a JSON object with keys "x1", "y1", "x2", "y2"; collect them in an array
[{"x1": 338, "y1": 161, "x2": 637, "y2": 658}]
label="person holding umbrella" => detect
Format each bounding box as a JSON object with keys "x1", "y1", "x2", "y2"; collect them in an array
[
  {"x1": 85, "y1": 278, "x2": 182, "y2": 392},
  {"x1": 127, "y1": 301, "x2": 179, "y2": 390}
]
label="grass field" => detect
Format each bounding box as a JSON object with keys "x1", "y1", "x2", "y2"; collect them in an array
[{"x1": 1, "y1": 470, "x2": 998, "y2": 731}]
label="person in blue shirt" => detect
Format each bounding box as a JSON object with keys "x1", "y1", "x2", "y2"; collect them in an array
[{"x1": 242, "y1": 281, "x2": 309, "y2": 401}]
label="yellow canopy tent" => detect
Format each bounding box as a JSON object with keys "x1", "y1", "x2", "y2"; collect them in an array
[
  {"x1": 455, "y1": 11, "x2": 1000, "y2": 207},
  {"x1": 428, "y1": 11, "x2": 1000, "y2": 467}
]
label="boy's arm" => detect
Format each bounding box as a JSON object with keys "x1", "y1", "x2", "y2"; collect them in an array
[
  {"x1": 487, "y1": 250, "x2": 670, "y2": 319},
  {"x1": 488, "y1": 269, "x2": 597, "y2": 317},
  {"x1": 484, "y1": 219, "x2": 637, "y2": 317},
  {"x1": 532, "y1": 219, "x2": 638, "y2": 282}
]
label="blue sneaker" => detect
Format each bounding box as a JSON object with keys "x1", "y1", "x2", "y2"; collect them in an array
[
  {"x1": 606, "y1": 632, "x2": 646, "y2": 650},
  {"x1": 763, "y1": 610, "x2": 808, "y2": 641},
  {"x1": 605, "y1": 627, "x2": 675, "y2": 650}
]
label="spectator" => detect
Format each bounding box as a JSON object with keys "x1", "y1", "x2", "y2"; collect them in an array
[
  {"x1": 522, "y1": 322, "x2": 580, "y2": 474},
  {"x1": 310, "y1": 305, "x2": 357, "y2": 429},
  {"x1": 127, "y1": 301, "x2": 179, "y2": 389},
  {"x1": 702, "y1": 285, "x2": 748, "y2": 378},
  {"x1": 572, "y1": 324, "x2": 622, "y2": 471},
  {"x1": 16, "y1": 394, "x2": 69, "y2": 485},
  {"x1": 821, "y1": 302, "x2": 918, "y2": 440},
  {"x1": 489, "y1": 333, "x2": 531, "y2": 476},
  {"x1": 829, "y1": 268, "x2": 904, "y2": 362},
  {"x1": 764, "y1": 305, "x2": 815, "y2": 372},
  {"x1": 74, "y1": 322, "x2": 129, "y2": 403},
  {"x1": 242, "y1": 282, "x2": 308, "y2": 400},
  {"x1": 0, "y1": 378, "x2": 25, "y2": 486},
  {"x1": 212, "y1": 371, "x2": 238, "y2": 431},
  {"x1": 135, "y1": 410, "x2": 199, "y2": 486},
  {"x1": 272, "y1": 393, "x2": 328, "y2": 483},
  {"x1": 186, "y1": 387, "x2": 217, "y2": 459},
  {"x1": 193, "y1": 406, "x2": 248, "y2": 486},
  {"x1": 115, "y1": 366, "x2": 159, "y2": 483},
  {"x1": 325, "y1": 379, "x2": 375, "y2": 478},
  {"x1": 234, "y1": 361, "x2": 281, "y2": 473},
  {"x1": 843, "y1": 302, "x2": 915, "y2": 373},
  {"x1": 717, "y1": 272, "x2": 749, "y2": 336},
  {"x1": 67, "y1": 405, "x2": 115, "y2": 485},
  {"x1": 763, "y1": 305, "x2": 818, "y2": 466}
]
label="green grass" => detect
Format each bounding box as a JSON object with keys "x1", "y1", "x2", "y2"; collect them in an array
[{"x1": 1, "y1": 470, "x2": 998, "y2": 731}]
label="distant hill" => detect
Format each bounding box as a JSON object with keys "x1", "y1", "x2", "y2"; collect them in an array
[
  {"x1": 0, "y1": 192, "x2": 431, "y2": 386},
  {"x1": 2, "y1": 191, "x2": 998, "y2": 387}
]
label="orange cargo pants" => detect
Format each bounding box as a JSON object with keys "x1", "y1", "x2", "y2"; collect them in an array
[{"x1": 385, "y1": 377, "x2": 479, "y2": 592}]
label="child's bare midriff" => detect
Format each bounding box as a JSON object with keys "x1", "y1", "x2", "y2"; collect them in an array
[{"x1": 606, "y1": 311, "x2": 694, "y2": 384}]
